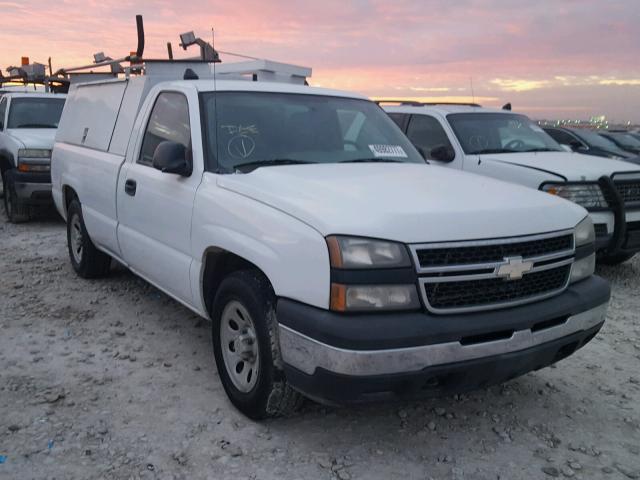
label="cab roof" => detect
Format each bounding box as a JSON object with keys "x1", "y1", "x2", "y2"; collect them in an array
[
  {"x1": 2, "y1": 91, "x2": 66, "y2": 99},
  {"x1": 156, "y1": 78, "x2": 368, "y2": 100},
  {"x1": 383, "y1": 104, "x2": 513, "y2": 116}
]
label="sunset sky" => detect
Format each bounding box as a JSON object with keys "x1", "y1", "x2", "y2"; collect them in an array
[{"x1": 1, "y1": 0, "x2": 639, "y2": 122}]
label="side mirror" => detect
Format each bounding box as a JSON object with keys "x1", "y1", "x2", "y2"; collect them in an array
[
  {"x1": 569, "y1": 141, "x2": 584, "y2": 152},
  {"x1": 430, "y1": 145, "x2": 455, "y2": 162},
  {"x1": 152, "y1": 141, "x2": 192, "y2": 176},
  {"x1": 560, "y1": 144, "x2": 573, "y2": 152}
]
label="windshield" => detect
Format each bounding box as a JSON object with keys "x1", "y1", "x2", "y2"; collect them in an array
[
  {"x1": 7, "y1": 97, "x2": 65, "y2": 129},
  {"x1": 605, "y1": 132, "x2": 640, "y2": 149},
  {"x1": 571, "y1": 128, "x2": 629, "y2": 153},
  {"x1": 447, "y1": 113, "x2": 562, "y2": 155},
  {"x1": 201, "y1": 92, "x2": 424, "y2": 172}
]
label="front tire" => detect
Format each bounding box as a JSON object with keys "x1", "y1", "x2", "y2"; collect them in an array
[
  {"x1": 211, "y1": 270, "x2": 303, "y2": 419},
  {"x1": 3, "y1": 170, "x2": 29, "y2": 223},
  {"x1": 66, "y1": 199, "x2": 111, "y2": 278}
]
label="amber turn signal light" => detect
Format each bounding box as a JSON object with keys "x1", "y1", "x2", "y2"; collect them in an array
[
  {"x1": 326, "y1": 236, "x2": 343, "y2": 268},
  {"x1": 330, "y1": 283, "x2": 347, "y2": 312}
]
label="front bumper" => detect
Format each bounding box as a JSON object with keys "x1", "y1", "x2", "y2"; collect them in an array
[
  {"x1": 277, "y1": 275, "x2": 610, "y2": 405},
  {"x1": 12, "y1": 171, "x2": 52, "y2": 205}
]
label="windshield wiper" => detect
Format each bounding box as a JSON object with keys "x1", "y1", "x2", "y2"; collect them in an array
[
  {"x1": 523, "y1": 148, "x2": 559, "y2": 153},
  {"x1": 339, "y1": 158, "x2": 404, "y2": 163},
  {"x1": 234, "y1": 158, "x2": 317, "y2": 173},
  {"x1": 14, "y1": 123, "x2": 57, "y2": 128}
]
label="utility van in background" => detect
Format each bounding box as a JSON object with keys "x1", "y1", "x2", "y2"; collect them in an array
[
  {"x1": 0, "y1": 92, "x2": 66, "y2": 222},
  {"x1": 383, "y1": 102, "x2": 640, "y2": 265},
  {"x1": 52, "y1": 24, "x2": 609, "y2": 419}
]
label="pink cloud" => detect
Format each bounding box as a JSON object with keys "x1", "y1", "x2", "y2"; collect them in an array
[{"x1": 1, "y1": 0, "x2": 638, "y2": 121}]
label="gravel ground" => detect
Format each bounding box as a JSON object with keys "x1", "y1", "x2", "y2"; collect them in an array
[{"x1": 1, "y1": 209, "x2": 639, "y2": 480}]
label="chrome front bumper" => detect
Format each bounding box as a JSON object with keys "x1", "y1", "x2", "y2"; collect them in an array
[{"x1": 279, "y1": 302, "x2": 608, "y2": 377}]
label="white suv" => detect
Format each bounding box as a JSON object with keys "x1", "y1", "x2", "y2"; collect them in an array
[
  {"x1": 383, "y1": 102, "x2": 640, "y2": 265},
  {"x1": 0, "y1": 92, "x2": 66, "y2": 222}
]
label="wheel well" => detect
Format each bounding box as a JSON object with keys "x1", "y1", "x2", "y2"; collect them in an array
[
  {"x1": 62, "y1": 185, "x2": 78, "y2": 214},
  {"x1": 202, "y1": 249, "x2": 269, "y2": 315},
  {"x1": 0, "y1": 155, "x2": 13, "y2": 175}
]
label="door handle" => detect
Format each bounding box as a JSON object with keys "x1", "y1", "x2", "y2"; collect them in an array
[{"x1": 124, "y1": 179, "x2": 137, "y2": 196}]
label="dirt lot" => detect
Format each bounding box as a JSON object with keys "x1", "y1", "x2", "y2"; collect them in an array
[{"x1": 1, "y1": 209, "x2": 639, "y2": 480}]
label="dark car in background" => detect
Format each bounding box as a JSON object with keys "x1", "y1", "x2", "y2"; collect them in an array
[
  {"x1": 599, "y1": 131, "x2": 640, "y2": 155},
  {"x1": 544, "y1": 126, "x2": 638, "y2": 162}
]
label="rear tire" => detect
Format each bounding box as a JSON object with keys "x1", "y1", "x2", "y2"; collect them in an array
[
  {"x1": 599, "y1": 252, "x2": 635, "y2": 265},
  {"x1": 3, "y1": 170, "x2": 30, "y2": 223},
  {"x1": 211, "y1": 270, "x2": 303, "y2": 419},
  {"x1": 66, "y1": 199, "x2": 111, "y2": 278}
]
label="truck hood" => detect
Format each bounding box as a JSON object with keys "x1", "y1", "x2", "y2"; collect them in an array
[
  {"x1": 5, "y1": 129, "x2": 56, "y2": 149},
  {"x1": 216, "y1": 163, "x2": 587, "y2": 243},
  {"x1": 480, "y1": 151, "x2": 640, "y2": 181}
]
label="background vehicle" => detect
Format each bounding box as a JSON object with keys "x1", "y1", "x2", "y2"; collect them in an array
[
  {"x1": 52, "y1": 22, "x2": 609, "y2": 419},
  {"x1": 543, "y1": 126, "x2": 639, "y2": 163},
  {"x1": 0, "y1": 91, "x2": 66, "y2": 222},
  {"x1": 383, "y1": 102, "x2": 640, "y2": 265},
  {"x1": 599, "y1": 131, "x2": 640, "y2": 155}
]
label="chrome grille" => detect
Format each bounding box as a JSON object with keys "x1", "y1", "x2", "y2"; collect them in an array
[
  {"x1": 614, "y1": 181, "x2": 640, "y2": 205},
  {"x1": 410, "y1": 230, "x2": 575, "y2": 314}
]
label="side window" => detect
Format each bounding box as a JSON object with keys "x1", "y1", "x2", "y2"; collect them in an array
[
  {"x1": 545, "y1": 129, "x2": 579, "y2": 146},
  {"x1": 139, "y1": 92, "x2": 190, "y2": 166},
  {"x1": 0, "y1": 98, "x2": 7, "y2": 130},
  {"x1": 406, "y1": 115, "x2": 454, "y2": 160},
  {"x1": 387, "y1": 113, "x2": 407, "y2": 130}
]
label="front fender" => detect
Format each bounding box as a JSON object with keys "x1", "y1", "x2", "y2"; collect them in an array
[{"x1": 191, "y1": 177, "x2": 330, "y2": 311}]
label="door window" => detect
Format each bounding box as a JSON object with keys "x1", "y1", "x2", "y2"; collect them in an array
[
  {"x1": 406, "y1": 115, "x2": 455, "y2": 160},
  {"x1": 139, "y1": 92, "x2": 190, "y2": 166},
  {"x1": 387, "y1": 112, "x2": 407, "y2": 130}
]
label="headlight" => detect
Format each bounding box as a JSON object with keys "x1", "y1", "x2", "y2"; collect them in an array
[
  {"x1": 570, "y1": 253, "x2": 595, "y2": 284},
  {"x1": 574, "y1": 216, "x2": 595, "y2": 247},
  {"x1": 326, "y1": 236, "x2": 411, "y2": 269},
  {"x1": 330, "y1": 284, "x2": 420, "y2": 312},
  {"x1": 18, "y1": 148, "x2": 51, "y2": 159},
  {"x1": 541, "y1": 183, "x2": 608, "y2": 209}
]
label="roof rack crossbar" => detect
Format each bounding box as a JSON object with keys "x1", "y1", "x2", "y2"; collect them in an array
[{"x1": 375, "y1": 99, "x2": 482, "y2": 107}]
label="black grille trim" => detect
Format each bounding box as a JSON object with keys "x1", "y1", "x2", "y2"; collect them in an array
[
  {"x1": 415, "y1": 234, "x2": 573, "y2": 269},
  {"x1": 424, "y1": 265, "x2": 571, "y2": 312},
  {"x1": 614, "y1": 181, "x2": 640, "y2": 205}
]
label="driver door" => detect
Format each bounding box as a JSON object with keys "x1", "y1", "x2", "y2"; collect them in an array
[
  {"x1": 406, "y1": 114, "x2": 462, "y2": 168},
  {"x1": 116, "y1": 89, "x2": 203, "y2": 306}
]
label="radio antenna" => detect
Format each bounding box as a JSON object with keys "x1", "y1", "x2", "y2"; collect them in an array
[{"x1": 469, "y1": 76, "x2": 475, "y2": 104}]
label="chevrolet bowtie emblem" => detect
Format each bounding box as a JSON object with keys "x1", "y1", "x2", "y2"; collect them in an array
[{"x1": 496, "y1": 256, "x2": 533, "y2": 280}]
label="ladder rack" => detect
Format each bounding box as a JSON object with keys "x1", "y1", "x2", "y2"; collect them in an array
[{"x1": 42, "y1": 15, "x2": 311, "y2": 87}]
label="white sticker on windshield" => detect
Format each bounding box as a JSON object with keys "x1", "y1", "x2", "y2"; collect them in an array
[{"x1": 368, "y1": 144, "x2": 408, "y2": 158}]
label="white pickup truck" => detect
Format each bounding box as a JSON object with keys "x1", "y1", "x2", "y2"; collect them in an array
[
  {"x1": 383, "y1": 103, "x2": 640, "y2": 265},
  {"x1": 0, "y1": 92, "x2": 66, "y2": 222},
  {"x1": 52, "y1": 60, "x2": 609, "y2": 419}
]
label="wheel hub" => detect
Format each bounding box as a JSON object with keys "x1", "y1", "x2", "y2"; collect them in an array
[
  {"x1": 220, "y1": 300, "x2": 260, "y2": 393},
  {"x1": 70, "y1": 214, "x2": 84, "y2": 263}
]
